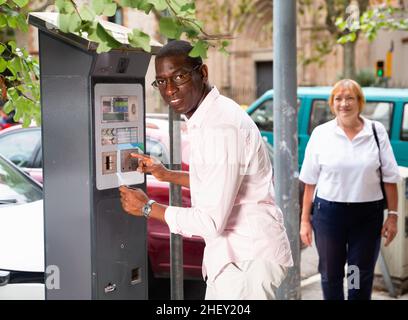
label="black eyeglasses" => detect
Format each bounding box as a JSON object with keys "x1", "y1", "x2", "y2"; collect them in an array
[{"x1": 151, "y1": 64, "x2": 202, "y2": 89}]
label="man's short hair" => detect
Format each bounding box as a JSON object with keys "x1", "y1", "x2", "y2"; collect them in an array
[{"x1": 156, "y1": 40, "x2": 202, "y2": 68}]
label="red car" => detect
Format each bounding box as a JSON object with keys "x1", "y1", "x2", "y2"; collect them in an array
[{"x1": 0, "y1": 121, "x2": 205, "y2": 281}]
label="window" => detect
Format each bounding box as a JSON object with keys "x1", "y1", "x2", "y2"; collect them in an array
[
  {"x1": 250, "y1": 99, "x2": 273, "y2": 132},
  {"x1": 309, "y1": 100, "x2": 334, "y2": 133},
  {"x1": 361, "y1": 102, "x2": 393, "y2": 133},
  {"x1": 146, "y1": 137, "x2": 170, "y2": 168},
  {"x1": 309, "y1": 100, "x2": 393, "y2": 134},
  {"x1": 0, "y1": 129, "x2": 41, "y2": 168},
  {"x1": 0, "y1": 156, "x2": 42, "y2": 204},
  {"x1": 402, "y1": 103, "x2": 408, "y2": 141}
]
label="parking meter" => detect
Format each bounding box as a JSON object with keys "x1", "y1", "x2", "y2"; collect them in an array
[{"x1": 29, "y1": 12, "x2": 160, "y2": 299}]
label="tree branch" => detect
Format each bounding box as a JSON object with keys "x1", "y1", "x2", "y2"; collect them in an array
[{"x1": 164, "y1": 0, "x2": 233, "y2": 40}]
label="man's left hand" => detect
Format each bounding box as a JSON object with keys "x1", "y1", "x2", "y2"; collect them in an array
[{"x1": 119, "y1": 185, "x2": 149, "y2": 217}]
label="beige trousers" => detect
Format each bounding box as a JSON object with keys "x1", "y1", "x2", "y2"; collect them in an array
[{"x1": 205, "y1": 259, "x2": 288, "y2": 300}]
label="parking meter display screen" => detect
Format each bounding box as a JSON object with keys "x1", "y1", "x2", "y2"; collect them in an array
[{"x1": 102, "y1": 96, "x2": 129, "y2": 122}]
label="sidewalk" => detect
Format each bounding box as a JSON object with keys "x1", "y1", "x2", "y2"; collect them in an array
[{"x1": 300, "y1": 244, "x2": 408, "y2": 300}]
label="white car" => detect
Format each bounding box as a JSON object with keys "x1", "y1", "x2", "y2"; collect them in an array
[{"x1": 0, "y1": 155, "x2": 44, "y2": 300}]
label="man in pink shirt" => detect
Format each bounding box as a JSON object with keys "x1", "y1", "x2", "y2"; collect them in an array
[{"x1": 119, "y1": 40, "x2": 293, "y2": 299}]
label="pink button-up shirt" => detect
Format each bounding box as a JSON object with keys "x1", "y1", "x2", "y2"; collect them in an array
[{"x1": 165, "y1": 87, "x2": 293, "y2": 282}]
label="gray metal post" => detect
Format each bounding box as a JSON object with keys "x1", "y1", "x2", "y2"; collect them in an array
[
  {"x1": 273, "y1": 0, "x2": 301, "y2": 300},
  {"x1": 169, "y1": 108, "x2": 184, "y2": 300}
]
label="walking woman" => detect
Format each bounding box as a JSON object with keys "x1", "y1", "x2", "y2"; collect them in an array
[{"x1": 299, "y1": 79, "x2": 400, "y2": 300}]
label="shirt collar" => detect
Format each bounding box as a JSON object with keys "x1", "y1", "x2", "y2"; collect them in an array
[
  {"x1": 333, "y1": 116, "x2": 372, "y2": 139},
  {"x1": 186, "y1": 86, "x2": 220, "y2": 130}
]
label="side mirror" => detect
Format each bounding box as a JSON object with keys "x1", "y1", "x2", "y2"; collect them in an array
[{"x1": 0, "y1": 270, "x2": 10, "y2": 286}]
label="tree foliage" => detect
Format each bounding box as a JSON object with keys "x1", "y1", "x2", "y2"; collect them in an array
[
  {"x1": 1, "y1": 0, "x2": 230, "y2": 126},
  {"x1": 298, "y1": 0, "x2": 408, "y2": 78},
  {"x1": 336, "y1": 3, "x2": 408, "y2": 43},
  {"x1": 55, "y1": 0, "x2": 231, "y2": 57},
  {"x1": 0, "y1": 0, "x2": 40, "y2": 127}
]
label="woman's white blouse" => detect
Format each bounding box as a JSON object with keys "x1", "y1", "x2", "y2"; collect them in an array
[{"x1": 299, "y1": 118, "x2": 400, "y2": 202}]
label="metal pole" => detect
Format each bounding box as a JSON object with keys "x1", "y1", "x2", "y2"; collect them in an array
[
  {"x1": 169, "y1": 108, "x2": 184, "y2": 300},
  {"x1": 273, "y1": 0, "x2": 300, "y2": 300}
]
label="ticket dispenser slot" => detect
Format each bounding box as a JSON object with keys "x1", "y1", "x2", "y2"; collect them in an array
[{"x1": 94, "y1": 84, "x2": 145, "y2": 189}]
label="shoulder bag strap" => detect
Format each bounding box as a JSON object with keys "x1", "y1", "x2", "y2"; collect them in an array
[
  {"x1": 372, "y1": 122, "x2": 383, "y2": 171},
  {"x1": 372, "y1": 122, "x2": 386, "y2": 200}
]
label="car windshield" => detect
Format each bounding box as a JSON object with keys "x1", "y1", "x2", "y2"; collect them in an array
[{"x1": 0, "y1": 156, "x2": 42, "y2": 206}]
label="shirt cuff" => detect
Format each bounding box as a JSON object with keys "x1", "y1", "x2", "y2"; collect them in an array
[
  {"x1": 383, "y1": 174, "x2": 402, "y2": 183},
  {"x1": 299, "y1": 174, "x2": 317, "y2": 185},
  {"x1": 164, "y1": 206, "x2": 193, "y2": 238}
]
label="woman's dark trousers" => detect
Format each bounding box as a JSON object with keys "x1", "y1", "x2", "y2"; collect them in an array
[{"x1": 312, "y1": 197, "x2": 384, "y2": 300}]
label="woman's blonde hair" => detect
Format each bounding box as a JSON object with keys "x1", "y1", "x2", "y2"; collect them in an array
[{"x1": 328, "y1": 79, "x2": 365, "y2": 114}]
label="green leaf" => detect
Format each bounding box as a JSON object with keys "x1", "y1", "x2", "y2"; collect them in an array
[
  {"x1": 55, "y1": 0, "x2": 76, "y2": 14},
  {"x1": 337, "y1": 36, "x2": 347, "y2": 44},
  {"x1": 119, "y1": 0, "x2": 144, "y2": 9},
  {"x1": 335, "y1": 17, "x2": 347, "y2": 31},
  {"x1": 79, "y1": 5, "x2": 96, "y2": 21},
  {"x1": 180, "y1": 2, "x2": 195, "y2": 12},
  {"x1": 189, "y1": 40, "x2": 208, "y2": 59},
  {"x1": 128, "y1": 0, "x2": 154, "y2": 14},
  {"x1": 7, "y1": 15, "x2": 18, "y2": 28},
  {"x1": 184, "y1": 28, "x2": 199, "y2": 38},
  {"x1": 147, "y1": 0, "x2": 167, "y2": 11},
  {"x1": 337, "y1": 32, "x2": 357, "y2": 44},
  {"x1": 159, "y1": 17, "x2": 182, "y2": 39},
  {"x1": 88, "y1": 22, "x2": 122, "y2": 53},
  {"x1": 68, "y1": 13, "x2": 82, "y2": 33},
  {"x1": 0, "y1": 57, "x2": 7, "y2": 72},
  {"x1": 128, "y1": 29, "x2": 151, "y2": 52},
  {"x1": 13, "y1": 102, "x2": 22, "y2": 121},
  {"x1": 92, "y1": 0, "x2": 117, "y2": 16},
  {"x1": 0, "y1": 0, "x2": 6, "y2": 5},
  {"x1": 16, "y1": 13, "x2": 28, "y2": 32},
  {"x1": 0, "y1": 14, "x2": 7, "y2": 28},
  {"x1": 57, "y1": 13, "x2": 72, "y2": 33},
  {"x1": 11, "y1": 0, "x2": 29, "y2": 8},
  {"x1": 347, "y1": 32, "x2": 356, "y2": 42},
  {"x1": 22, "y1": 115, "x2": 31, "y2": 127},
  {"x1": 119, "y1": 0, "x2": 131, "y2": 6},
  {"x1": 219, "y1": 40, "x2": 230, "y2": 55},
  {"x1": 170, "y1": 0, "x2": 191, "y2": 15},
  {"x1": 92, "y1": 0, "x2": 106, "y2": 14},
  {"x1": 7, "y1": 88, "x2": 19, "y2": 101},
  {"x1": 3, "y1": 100, "x2": 13, "y2": 114},
  {"x1": 0, "y1": 44, "x2": 5, "y2": 55},
  {"x1": 103, "y1": 3, "x2": 117, "y2": 17},
  {"x1": 7, "y1": 41, "x2": 17, "y2": 54},
  {"x1": 8, "y1": 57, "x2": 22, "y2": 75}
]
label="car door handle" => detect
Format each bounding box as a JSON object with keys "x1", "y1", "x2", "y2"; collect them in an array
[{"x1": 0, "y1": 270, "x2": 10, "y2": 286}]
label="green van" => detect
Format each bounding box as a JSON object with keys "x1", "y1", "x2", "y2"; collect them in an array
[{"x1": 247, "y1": 87, "x2": 408, "y2": 167}]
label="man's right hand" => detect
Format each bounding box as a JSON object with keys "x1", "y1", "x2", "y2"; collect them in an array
[{"x1": 131, "y1": 153, "x2": 168, "y2": 182}]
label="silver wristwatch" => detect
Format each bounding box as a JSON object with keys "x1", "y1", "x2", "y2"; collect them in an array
[{"x1": 142, "y1": 199, "x2": 156, "y2": 218}]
